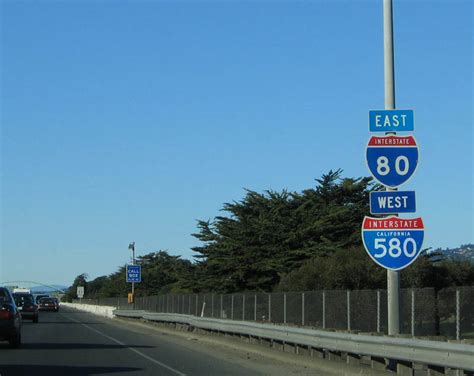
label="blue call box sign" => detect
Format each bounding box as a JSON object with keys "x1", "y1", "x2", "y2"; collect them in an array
[
  {"x1": 366, "y1": 135, "x2": 419, "y2": 188},
  {"x1": 126, "y1": 265, "x2": 141, "y2": 283},
  {"x1": 369, "y1": 109, "x2": 414, "y2": 132},
  {"x1": 362, "y1": 216, "x2": 425, "y2": 271},
  {"x1": 370, "y1": 191, "x2": 416, "y2": 214}
]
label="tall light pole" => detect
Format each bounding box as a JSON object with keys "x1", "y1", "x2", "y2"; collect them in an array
[
  {"x1": 383, "y1": 0, "x2": 400, "y2": 336},
  {"x1": 128, "y1": 242, "x2": 135, "y2": 301}
]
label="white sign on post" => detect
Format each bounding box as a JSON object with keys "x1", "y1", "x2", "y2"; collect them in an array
[{"x1": 77, "y1": 286, "x2": 84, "y2": 299}]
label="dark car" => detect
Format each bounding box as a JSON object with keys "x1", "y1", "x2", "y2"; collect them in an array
[
  {"x1": 35, "y1": 294, "x2": 49, "y2": 304},
  {"x1": 51, "y1": 297, "x2": 60, "y2": 309},
  {"x1": 13, "y1": 293, "x2": 39, "y2": 323},
  {"x1": 0, "y1": 287, "x2": 22, "y2": 348},
  {"x1": 38, "y1": 297, "x2": 59, "y2": 312}
]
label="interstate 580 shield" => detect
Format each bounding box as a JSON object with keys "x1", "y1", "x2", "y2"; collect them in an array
[
  {"x1": 366, "y1": 135, "x2": 419, "y2": 188},
  {"x1": 362, "y1": 216, "x2": 425, "y2": 271}
]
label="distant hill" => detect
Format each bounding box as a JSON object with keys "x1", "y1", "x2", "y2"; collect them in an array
[
  {"x1": 430, "y1": 244, "x2": 474, "y2": 264},
  {"x1": 30, "y1": 285, "x2": 69, "y2": 293}
]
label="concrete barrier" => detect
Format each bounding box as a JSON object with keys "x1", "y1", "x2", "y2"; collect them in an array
[{"x1": 62, "y1": 302, "x2": 116, "y2": 319}]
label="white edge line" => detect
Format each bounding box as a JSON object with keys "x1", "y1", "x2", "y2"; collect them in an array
[{"x1": 61, "y1": 312, "x2": 187, "y2": 376}]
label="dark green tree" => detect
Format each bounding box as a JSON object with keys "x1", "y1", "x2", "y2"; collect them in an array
[{"x1": 192, "y1": 170, "x2": 373, "y2": 292}]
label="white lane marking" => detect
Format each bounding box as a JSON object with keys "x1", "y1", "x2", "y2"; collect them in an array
[{"x1": 61, "y1": 312, "x2": 186, "y2": 376}]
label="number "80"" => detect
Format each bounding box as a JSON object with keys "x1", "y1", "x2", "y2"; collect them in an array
[
  {"x1": 376, "y1": 155, "x2": 409, "y2": 176},
  {"x1": 374, "y1": 238, "x2": 417, "y2": 258}
]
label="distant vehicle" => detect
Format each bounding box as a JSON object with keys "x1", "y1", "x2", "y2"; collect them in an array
[
  {"x1": 13, "y1": 288, "x2": 31, "y2": 294},
  {"x1": 0, "y1": 287, "x2": 22, "y2": 348},
  {"x1": 35, "y1": 294, "x2": 49, "y2": 304},
  {"x1": 38, "y1": 297, "x2": 59, "y2": 312},
  {"x1": 13, "y1": 293, "x2": 39, "y2": 323}
]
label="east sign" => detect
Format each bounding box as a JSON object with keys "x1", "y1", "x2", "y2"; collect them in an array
[{"x1": 369, "y1": 109, "x2": 414, "y2": 132}]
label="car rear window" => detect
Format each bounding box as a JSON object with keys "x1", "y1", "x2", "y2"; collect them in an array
[
  {"x1": 40, "y1": 298, "x2": 55, "y2": 303},
  {"x1": 13, "y1": 294, "x2": 34, "y2": 305},
  {"x1": 0, "y1": 288, "x2": 12, "y2": 303}
]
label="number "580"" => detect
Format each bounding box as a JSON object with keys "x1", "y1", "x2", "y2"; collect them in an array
[{"x1": 374, "y1": 237, "x2": 417, "y2": 258}]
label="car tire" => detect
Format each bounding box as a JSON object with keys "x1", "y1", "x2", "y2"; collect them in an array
[
  {"x1": 33, "y1": 316, "x2": 39, "y2": 323},
  {"x1": 9, "y1": 332, "x2": 21, "y2": 349}
]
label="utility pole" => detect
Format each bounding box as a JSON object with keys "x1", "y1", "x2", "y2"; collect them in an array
[
  {"x1": 128, "y1": 242, "x2": 135, "y2": 303},
  {"x1": 383, "y1": 0, "x2": 400, "y2": 336}
]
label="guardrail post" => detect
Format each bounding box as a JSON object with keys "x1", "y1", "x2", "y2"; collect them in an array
[
  {"x1": 456, "y1": 289, "x2": 460, "y2": 341},
  {"x1": 211, "y1": 294, "x2": 214, "y2": 318},
  {"x1": 377, "y1": 290, "x2": 381, "y2": 333},
  {"x1": 302, "y1": 292, "x2": 305, "y2": 326},
  {"x1": 203, "y1": 295, "x2": 206, "y2": 317},
  {"x1": 347, "y1": 290, "x2": 351, "y2": 331},
  {"x1": 166, "y1": 295, "x2": 169, "y2": 313},
  {"x1": 231, "y1": 294, "x2": 234, "y2": 320},
  {"x1": 411, "y1": 289, "x2": 415, "y2": 336},
  {"x1": 284, "y1": 293, "x2": 287, "y2": 325},
  {"x1": 242, "y1": 294, "x2": 245, "y2": 321},
  {"x1": 182, "y1": 295, "x2": 185, "y2": 314},
  {"x1": 254, "y1": 294, "x2": 257, "y2": 321},
  {"x1": 220, "y1": 294, "x2": 223, "y2": 318},
  {"x1": 322, "y1": 291, "x2": 326, "y2": 329},
  {"x1": 189, "y1": 295, "x2": 191, "y2": 315},
  {"x1": 268, "y1": 293, "x2": 271, "y2": 322},
  {"x1": 195, "y1": 294, "x2": 198, "y2": 316}
]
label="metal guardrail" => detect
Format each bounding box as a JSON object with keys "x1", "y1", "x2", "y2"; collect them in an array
[{"x1": 113, "y1": 309, "x2": 474, "y2": 372}]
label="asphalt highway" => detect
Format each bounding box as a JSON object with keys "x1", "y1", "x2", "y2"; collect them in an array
[{"x1": 0, "y1": 307, "x2": 386, "y2": 376}]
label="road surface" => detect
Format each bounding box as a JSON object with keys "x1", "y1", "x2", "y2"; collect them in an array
[{"x1": 0, "y1": 307, "x2": 385, "y2": 375}]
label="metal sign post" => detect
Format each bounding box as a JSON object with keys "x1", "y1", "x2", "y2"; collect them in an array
[
  {"x1": 128, "y1": 242, "x2": 137, "y2": 305},
  {"x1": 383, "y1": 0, "x2": 400, "y2": 337}
]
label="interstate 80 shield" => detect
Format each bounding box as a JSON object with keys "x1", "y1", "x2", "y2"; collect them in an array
[
  {"x1": 362, "y1": 216, "x2": 424, "y2": 271},
  {"x1": 366, "y1": 135, "x2": 419, "y2": 188}
]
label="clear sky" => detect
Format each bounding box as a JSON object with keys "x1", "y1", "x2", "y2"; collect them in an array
[{"x1": 1, "y1": 0, "x2": 472, "y2": 286}]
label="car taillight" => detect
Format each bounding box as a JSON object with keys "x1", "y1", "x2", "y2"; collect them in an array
[{"x1": 0, "y1": 306, "x2": 14, "y2": 320}]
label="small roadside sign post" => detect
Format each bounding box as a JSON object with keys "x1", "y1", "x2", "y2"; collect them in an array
[
  {"x1": 127, "y1": 242, "x2": 138, "y2": 306},
  {"x1": 77, "y1": 286, "x2": 84, "y2": 302}
]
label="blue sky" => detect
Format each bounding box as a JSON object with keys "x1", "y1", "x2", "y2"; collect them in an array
[{"x1": 1, "y1": 0, "x2": 472, "y2": 286}]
